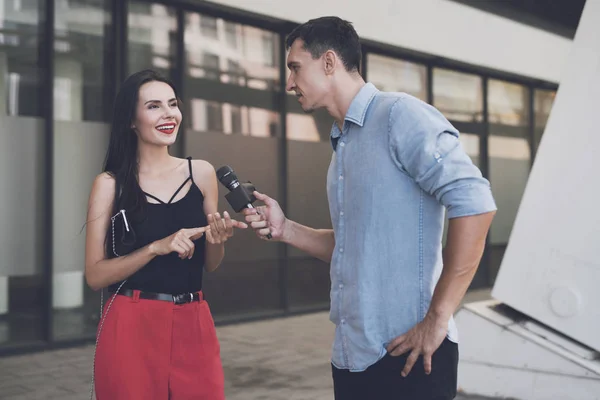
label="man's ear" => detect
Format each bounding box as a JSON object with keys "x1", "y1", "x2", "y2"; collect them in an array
[{"x1": 324, "y1": 50, "x2": 337, "y2": 75}]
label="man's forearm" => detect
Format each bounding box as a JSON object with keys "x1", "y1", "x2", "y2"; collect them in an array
[
  {"x1": 427, "y1": 211, "x2": 495, "y2": 321},
  {"x1": 282, "y1": 220, "x2": 335, "y2": 263}
]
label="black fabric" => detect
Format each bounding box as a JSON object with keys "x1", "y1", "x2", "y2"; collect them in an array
[
  {"x1": 109, "y1": 157, "x2": 207, "y2": 295},
  {"x1": 331, "y1": 338, "x2": 459, "y2": 400}
]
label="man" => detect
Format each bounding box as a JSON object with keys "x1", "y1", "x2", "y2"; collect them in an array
[{"x1": 244, "y1": 16, "x2": 496, "y2": 400}]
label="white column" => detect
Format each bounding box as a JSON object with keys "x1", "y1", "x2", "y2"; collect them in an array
[
  {"x1": 492, "y1": 0, "x2": 600, "y2": 353},
  {"x1": 52, "y1": 272, "x2": 84, "y2": 309}
]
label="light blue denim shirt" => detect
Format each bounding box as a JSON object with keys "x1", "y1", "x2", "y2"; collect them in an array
[{"x1": 326, "y1": 82, "x2": 497, "y2": 372}]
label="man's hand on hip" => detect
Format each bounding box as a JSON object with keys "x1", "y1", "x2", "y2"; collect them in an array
[{"x1": 386, "y1": 312, "x2": 448, "y2": 377}]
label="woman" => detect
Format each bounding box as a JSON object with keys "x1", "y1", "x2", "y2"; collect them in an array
[{"x1": 85, "y1": 69, "x2": 246, "y2": 399}]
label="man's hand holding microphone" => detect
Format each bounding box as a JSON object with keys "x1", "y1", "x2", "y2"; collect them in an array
[
  {"x1": 216, "y1": 165, "x2": 334, "y2": 263},
  {"x1": 242, "y1": 191, "x2": 287, "y2": 241},
  {"x1": 216, "y1": 166, "x2": 279, "y2": 241}
]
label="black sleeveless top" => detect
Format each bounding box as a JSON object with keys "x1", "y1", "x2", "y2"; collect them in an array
[{"x1": 109, "y1": 157, "x2": 208, "y2": 294}]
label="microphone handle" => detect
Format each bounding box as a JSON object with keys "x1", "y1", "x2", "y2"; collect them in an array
[{"x1": 247, "y1": 204, "x2": 272, "y2": 240}]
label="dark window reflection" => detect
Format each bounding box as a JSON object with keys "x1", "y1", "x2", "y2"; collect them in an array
[
  {"x1": 368, "y1": 54, "x2": 428, "y2": 101},
  {"x1": 0, "y1": 0, "x2": 43, "y2": 117},
  {"x1": 128, "y1": 2, "x2": 177, "y2": 78},
  {"x1": 54, "y1": 0, "x2": 111, "y2": 122},
  {"x1": 487, "y1": 80, "x2": 532, "y2": 283},
  {"x1": 433, "y1": 68, "x2": 483, "y2": 123},
  {"x1": 184, "y1": 12, "x2": 281, "y2": 138},
  {"x1": 0, "y1": 0, "x2": 45, "y2": 347},
  {"x1": 534, "y1": 89, "x2": 556, "y2": 151}
]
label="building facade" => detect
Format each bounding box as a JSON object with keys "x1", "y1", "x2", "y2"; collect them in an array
[{"x1": 0, "y1": 0, "x2": 561, "y2": 354}]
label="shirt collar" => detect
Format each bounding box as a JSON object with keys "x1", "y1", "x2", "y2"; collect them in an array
[
  {"x1": 344, "y1": 82, "x2": 378, "y2": 127},
  {"x1": 330, "y1": 82, "x2": 379, "y2": 146}
]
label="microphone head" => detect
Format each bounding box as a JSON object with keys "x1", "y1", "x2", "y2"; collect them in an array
[{"x1": 216, "y1": 165, "x2": 239, "y2": 190}]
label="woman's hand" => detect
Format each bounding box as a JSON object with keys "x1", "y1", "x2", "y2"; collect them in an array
[
  {"x1": 149, "y1": 227, "x2": 209, "y2": 259},
  {"x1": 205, "y1": 211, "x2": 247, "y2": 245}
]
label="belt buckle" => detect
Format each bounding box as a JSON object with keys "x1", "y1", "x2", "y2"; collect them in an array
[{"x1": 173, "y1": 293, "x2": 194, "y2": 305}]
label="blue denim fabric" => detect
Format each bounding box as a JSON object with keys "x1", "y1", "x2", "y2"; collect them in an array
[{"x1": 326, "y1": 83, "x2": 497, "y2": 371}]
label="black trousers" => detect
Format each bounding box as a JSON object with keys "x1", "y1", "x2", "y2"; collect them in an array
[{"x1": 331, "y1": 338, "x2": 458, "y2": 400}]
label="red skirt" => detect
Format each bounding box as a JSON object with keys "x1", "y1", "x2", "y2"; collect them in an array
[{"x1": 94, "y1": 290, "x2": 225, "y2": 400}]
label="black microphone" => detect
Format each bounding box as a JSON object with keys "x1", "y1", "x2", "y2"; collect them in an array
[{"x1": 216, "y1": 166, "x2": 272, "y2": 239}]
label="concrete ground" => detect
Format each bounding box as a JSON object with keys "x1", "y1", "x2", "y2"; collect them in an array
[{"x1": 0, "y1": 289, "x2": 501, "y2": 400}]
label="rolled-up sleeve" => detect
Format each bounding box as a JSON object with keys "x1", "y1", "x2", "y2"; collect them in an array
[{"x1": 388, "y1": 96, "x2": 497, "y2": 219}]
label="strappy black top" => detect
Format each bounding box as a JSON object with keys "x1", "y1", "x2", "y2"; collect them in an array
[{"x1": 109, "y1": 157, "x2": 208, "y2": 294}]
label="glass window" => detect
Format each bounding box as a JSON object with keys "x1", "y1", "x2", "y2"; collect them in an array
[
  {"x1": 285, "y1": 115, "x2": 333, "y2": 310},
  {"x1": 0, "y1": 0, "x2": 43, "y2": 117},
  {"x1": 183, "y1": 13, "x2": 283, "y2": 319},
  {"x1": 224, "y1": 21, "x2": 237, "y2": 48},
  {"x1": 286, "y1": 108, "x2": 332, "y2": 142},
  {"x1": 230, "y1": 104, "x2": 242, "y2": 134},
  {"x1": 52, "y1": 0, "x2": 112, "y2": 341},
  {"x1": 535, "y1": 89, "x2": 555, "y2": 128},
  {"x1": 199, "y1": 15, "x2": 218, "y2": 39},
  {"x1": 488, "y1": 135, "x2": 531, "y2": 283},
  {"x1": 262, "y1": 34, "x2": 276, "y2": 67},
  {"x1": 486, "y1": 79, "x2": 532, "y2": 284},
  {"x1": 0, "y1": 0, "x2": 47, "y2": 347},
  {"x1": 204, "y1": 53, "x2": 220, "y2": 80},
  {"x1": 433, "y1": 68, "x2": 483, "y2": 123},
  {"x1": 367, "y1": 54, "x2": 428, "y2": 101},
  {"x1": 54, "y1": 0, "x2": 111, "y2": 122},
  {"x1": 534, "y1": 89, "x2": 556, "y2": 150},
  {"x1": 184, "y1": 13, "x2": 281, "y2": 138},
  {"x1": 128, "y1": 3, "x2": 177, "y2": 77},
  {"x1": 488, "y1": 80, "x2": 529, "y2": 127}
]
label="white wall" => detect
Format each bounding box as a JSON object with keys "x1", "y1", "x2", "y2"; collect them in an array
[
  {"x1": 492, "y1": 0, "x2": 600, "y2": 352},
  {"x1": 209, "y1": 0, "x2": 572, "y2": 83}
]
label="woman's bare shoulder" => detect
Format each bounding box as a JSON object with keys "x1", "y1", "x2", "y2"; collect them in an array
[
  {"x1": 90, "y1": 172, "x2": 116, "y2": 202},
  {"x1": 190, "y1": 159, "x2": 216, "y2": 180}
]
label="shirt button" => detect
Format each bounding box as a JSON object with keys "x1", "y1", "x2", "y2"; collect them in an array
[
  {"x1": 340, "y1": 142, "x2": 345, "y2": 147},
  {"x1": 339, "y1": 248, "x2": 344, "y2": 253},
  {"x1": 341, "y1": 319, "x2": 346, "y2": 324},
  {"x1": 339, "y1": 283, "x2": 344, "y2": 289},
  {"x1": 339, "y1": 175, "x2": 344, "y2": 180},
  {"x1": 340, "y1": 211, "x2": 344, "y2": 217}
]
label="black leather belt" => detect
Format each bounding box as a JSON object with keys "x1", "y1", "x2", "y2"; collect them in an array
[{"x1": 113, "y1": 289, "x2": 203, "y2": 305}]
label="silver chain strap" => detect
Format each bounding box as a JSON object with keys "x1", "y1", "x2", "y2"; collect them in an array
[
  {"x1": 89, "y1": 210, "x2": 129, "y2": 399},
  {"x1": 111, "y1": 210, "x2": 130, "y2": 258}
]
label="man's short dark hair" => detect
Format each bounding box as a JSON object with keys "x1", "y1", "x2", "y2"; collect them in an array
[{"x1": 285, "y1": 16, "x2": 362, "y2": 73}]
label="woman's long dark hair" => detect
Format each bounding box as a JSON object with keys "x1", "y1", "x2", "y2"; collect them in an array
[{"x1": 103, "y1": 69, "x2": 180, "y2": 257}]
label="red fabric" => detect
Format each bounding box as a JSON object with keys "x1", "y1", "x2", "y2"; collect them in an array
[{"x1": 94, "y1": 291, "x2": 225, "y2": 400}]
